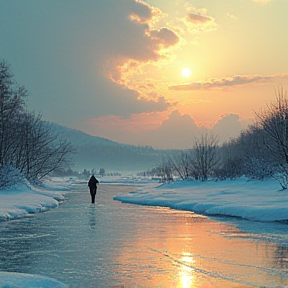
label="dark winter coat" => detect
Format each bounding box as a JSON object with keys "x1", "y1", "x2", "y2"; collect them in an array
[{"x1": 88, "y1": 175, "x2": 99, "y2": 190}]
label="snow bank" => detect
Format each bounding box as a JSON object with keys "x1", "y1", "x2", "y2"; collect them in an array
[
  {"x1": 0, "y1": 272, "x2": 68, "y2": 288},
  {"x1": 114, "y1": 178, "x2": 288, "y2": 223},
  {"x1": 0, "y1": 177, "x2": 72, "y2": 222}
]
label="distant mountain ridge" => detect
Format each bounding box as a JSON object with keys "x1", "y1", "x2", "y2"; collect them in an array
[
  {"x1": 46, "y1": 122, "x2": 174, "y2": 172},
  {"x1": 47, "y1": 122, "x2": 118, "y2": 146}
]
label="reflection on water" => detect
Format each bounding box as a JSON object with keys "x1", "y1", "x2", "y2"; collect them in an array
[
  {"x1": 88, "y1": 205, "x2": 96, "y2": 229},
  {"x1": 0, "y1": 184, "x2": 287, "y2": 288},
  {"x1": 275, "y1": 245, "x2": 288, "y2": 270},
  {"x1": 180, "y1": 253, "x2": 194, "y2": 288}
]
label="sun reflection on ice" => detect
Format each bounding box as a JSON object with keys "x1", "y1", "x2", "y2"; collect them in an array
[
  {"x1": 181, "y1": 274, "x2": 193, "y2": 288},
  {"x1": 180, "y1": 253, "x2": 195, "y2": 288}
]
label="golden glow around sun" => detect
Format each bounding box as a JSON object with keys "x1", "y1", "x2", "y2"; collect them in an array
[{"x1": 181, "y1": 68, "x2": 192, "y2": 78}]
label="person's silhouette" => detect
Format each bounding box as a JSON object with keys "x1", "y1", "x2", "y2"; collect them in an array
[{"x1": 88, "y1": 175, "x2": 99, "y2": 203}]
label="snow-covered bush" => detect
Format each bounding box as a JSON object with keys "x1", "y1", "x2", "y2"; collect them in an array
[
  {"x1": 0, "y1": 165, "x2": 27, "y2": 189},
  {"x1": 273, "y1": 172, "x2": 288, "y2": 190},
  {"x1": 244, "y1": 157, "x2": 274, "y2": 180}
]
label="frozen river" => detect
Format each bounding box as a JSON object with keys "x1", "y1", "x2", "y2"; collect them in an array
[{"x1": 0, "y1": 182, "x2": 287, "y2": 288}]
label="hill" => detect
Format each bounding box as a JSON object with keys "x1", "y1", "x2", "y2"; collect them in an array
[{"x1": 47, "y1": 122, "x2": 175, "y2": 173}]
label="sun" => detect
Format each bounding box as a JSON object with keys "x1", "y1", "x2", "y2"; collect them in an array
[{"x1": 181, "y1": 68, "x2": 192, "y2": 78}]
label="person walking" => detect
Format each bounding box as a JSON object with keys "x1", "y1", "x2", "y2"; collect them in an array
[{"x1": 88, "y1": 175, "x2": 99, "y2": 204}]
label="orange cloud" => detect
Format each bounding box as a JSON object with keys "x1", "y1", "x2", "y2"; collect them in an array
[
  {"x1": 169, "y1": 74, "x2": 288, "y2": 91},
  {"x1": 86, "y1": 111, "x2": 169, "y2": 132},
  {"x1": 129, "y1": 0, "x2": 153, "y2": 23},
  {"x1": 167, "y1": 10, "x2": 217, "y2": 38},
  {"x1": 104, "y1": 1, "x2": 180, "y2": 90},
  {"x1": 84, "y1": 110, "x2": 250, "y2": 149},
  {"x1": 211, "y1": 114, "x2": 245, "y2": 142},
  {"x1": 150, "y1": 28, "x2": 179, "y2": 48},
  {"x1": 186, "y1": 13, "x2": 213, "y2": 24}
]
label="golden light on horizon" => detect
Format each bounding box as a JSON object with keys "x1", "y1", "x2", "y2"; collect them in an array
[{"x1": 181, "y1": 68, "x2": 192, "y2": 78}]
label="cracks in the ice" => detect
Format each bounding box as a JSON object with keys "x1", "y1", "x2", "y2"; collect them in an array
[{"x1": 148, "y1": 247, "x2": 287, "y2": 288}]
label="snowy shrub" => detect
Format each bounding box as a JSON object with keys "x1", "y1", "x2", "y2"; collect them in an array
[
  {"x1": 244, "y1": 157, "x2": 274, "y2": 180},
  {"x1": 0, "y1": 165, "x2": 28, "y2": 190},
  {"x1": 273, "y1": 172, "x2": 288, "y2": 190},
  {"x1": 271, "y1": 163, "x2": 288, "y2": 190}
]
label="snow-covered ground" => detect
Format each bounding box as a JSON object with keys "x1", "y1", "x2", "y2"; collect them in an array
[
  {"x1": 0, "y1": 177, "x2": 72, "y2": 222},
  {"x1": 0, "y1": 177, "x2": 75, "y2": 287},
  {"x1": 0, "y1": 272, "x2": 68, "y2": 288},
  {"x1": 114, "y1": 177, "x2": 288, "y2": 223}
]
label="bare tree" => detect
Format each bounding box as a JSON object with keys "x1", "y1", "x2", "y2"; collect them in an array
[
  {"x1": 5, "y1": 111, "x2": 74, "y2": 182},
  {"x1": 157, "y1": 157, "x2": 174, "y2": 182},
  {"x1": 191, "y1": 134, "x2": 220, "y2": 181},
  {"x1": 165, "y1": 150, "x2": 193, "y2": 180},
  {"x1": 23, "y1": 120, "x2": 73, "y2": 181},
  {"x1": 0, "y1": 61, "x2": 27, "y2": 167},
  {"x1": 0, "y1": 60, "x2": 73, "y2": 185},
  {"x1": 254, "y1": 88, "x2": 288, "y2": 188}
]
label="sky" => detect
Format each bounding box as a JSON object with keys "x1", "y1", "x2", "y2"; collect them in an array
[{"x1": 1, "y1": 0, "x2": 288, "y2": 149}]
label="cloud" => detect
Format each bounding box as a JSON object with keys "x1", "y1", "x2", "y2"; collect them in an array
[
  {"x1": 0, "y1": 0, "x2": 179, "y2": 128},
  {"x1": 169, "y1": 74, "x2": 288, "y2": 91},
  {"x1": 168, "y1": 7, "x2": 217, "y2": 37},
  {"x1": 85, "y1": 111, "x2": 170, "y2": 147},
  {"x1": 186, "y1": 13, "x2": 213, "y2": 25},
  {"x1": 85, "y1": 110, "x2": 250, "y2": 149},
  {"x1": 96, "y1": 2, "x2": 167, "y2": 64},
  {"x1": 150, "y1": 28, "x2": 179, "y2": 48},
  {"x1": 86, "y1": 110, "x2": 207, "y2": 149},
  {"x1": 87, "y1": 111, "x2": 167, "y2": 132},
  {"x1": 144, "y1": 111, "x2": 250, "y2": 148},
  {"x1": 128, "y1": 0, "x2": 154, "y2": 23},
  {"x1": 211, "y1": 114, "x2": 243, "y2": 143},
  {"x1": 137, "y1": 96, "x2": 171, "y2": 112},
  {"x1": 144, "y1": 110, "x2": 207, "y2": 148},
  {"x1": 226, "y1": 13, "x2": 237, "y2": 20}
]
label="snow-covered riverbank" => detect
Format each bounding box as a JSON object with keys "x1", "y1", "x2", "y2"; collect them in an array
[
  {"x1": 0, "y1": 177, "x2": 72, "y2": 222},
  {"x1": 0, "y1": 272, "x2": 68, "y2": 288},
  {"x1": 114, "y1": 178, "x2": 288, "y2": 223},
  {"x1": 0, "y1": 177, "x2": 74, "y2": 288},
  {"x1": 1, "y1": 176, "x2": 288, "y2": 224}
]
